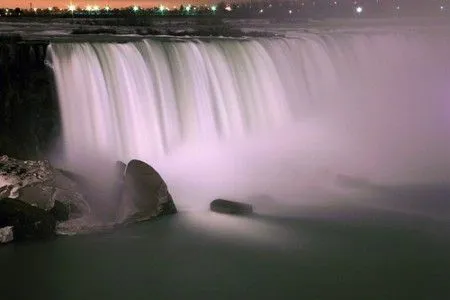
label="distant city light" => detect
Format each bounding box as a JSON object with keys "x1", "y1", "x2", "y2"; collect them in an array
[{"x1": 1, "y1": 0, "x2": 448, "y2": 18}]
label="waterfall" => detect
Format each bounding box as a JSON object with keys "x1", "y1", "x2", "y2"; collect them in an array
[
  {"x1": 48, "y1": 38, "x2": 303, "y2": 162},
  {"x1": 48, "y1": 33, "x2": 450, "y2": 210}
]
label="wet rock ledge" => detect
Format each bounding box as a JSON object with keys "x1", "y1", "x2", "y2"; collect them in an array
[{"x1": 0, "y1": 155, "x2": 177, "y2": 244}]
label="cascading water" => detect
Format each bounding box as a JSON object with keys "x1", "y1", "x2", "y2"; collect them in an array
[{"x1": 47, "y1": 32, "x2": 450, "y2": 215}]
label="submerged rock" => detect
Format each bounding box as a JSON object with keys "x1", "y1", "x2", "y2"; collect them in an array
[
  {"x1": 210, "y1": 199, "x2": 253, "y2": 215},
  {"x1": 119, "y1": 159, "x2": 177, "y2": 223},
  {"x1": 0, "y1": 226, "x2": 14, "y2": 244}
]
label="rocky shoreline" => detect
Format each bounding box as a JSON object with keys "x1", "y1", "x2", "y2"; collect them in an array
[{"x1": 0, "y1": 155, "x2": 177, "y2": 244}]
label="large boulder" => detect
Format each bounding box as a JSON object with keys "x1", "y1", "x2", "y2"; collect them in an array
[{"x1": 119, "y1": 159, "x2": 177, "y2": 223}]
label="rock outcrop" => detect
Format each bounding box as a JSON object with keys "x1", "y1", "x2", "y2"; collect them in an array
[
  {"x1": 0, "y1": 155, "x2": 177, "y2": 242},
  {"x1": 210, "y1": 199, "x2": 253, "y2": 215},
  {"x1": 119, "y1": 159, "x2": 177, "y2": 223},
  {"x1": 0, "y1": 155, "x2": 90, "y2": 219},
  {"x1": 0, "y1": 37, "x2": 57, "y2": 159}
]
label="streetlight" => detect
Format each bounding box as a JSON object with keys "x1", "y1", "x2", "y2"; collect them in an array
[
  {"x1": 68, "y1": 3, "x2": 76, "y2": 12},
  {"x1": 355, "y1": 6, "x2": 363, "y2": 14},
  {"x1": 68, "y1": 3, "x2": 76, "y2": 22}
]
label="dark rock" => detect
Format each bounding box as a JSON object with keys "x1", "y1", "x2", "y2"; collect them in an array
[
  {"x1": 49, "y1": 200, "x2": 70, "y2": 221},
  {"x1": 0, "y1": 198, "x2": 55, "y2": 240},
  {"x1": 210, "y1": 199, "x2": 253, "y2": 215},
  {"x1": 0, "y1": 226, "x2": 14, "y2": 244},
  {"x1": 52, "y1": 188, "x2": 89, "y2": 219},
  {"x1": 0, "y1": 39, "x2": 57, "y2": 159},
  {"x1": 120, "y1": 159, "x2": 177, "y2": 223}
]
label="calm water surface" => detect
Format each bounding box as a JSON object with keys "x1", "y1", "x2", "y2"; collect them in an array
[{"x1": 1, "y1": 208, "x2": 449, "y2": 300}]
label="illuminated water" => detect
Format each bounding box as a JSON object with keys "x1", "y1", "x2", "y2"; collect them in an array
[{"x1": 1, "y1": 211, "x2": 449, "y2": 299}]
